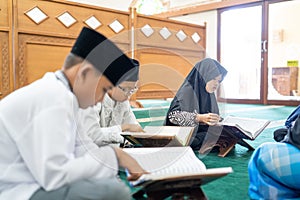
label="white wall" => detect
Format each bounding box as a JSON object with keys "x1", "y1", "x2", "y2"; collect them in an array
[
  {"x1": 268, "y1": 1, "x2": 300, "y2": 68},
  {"x1": 68, "y1": 0, "x2": 218, "y2": 11},
  {"x1": 169, "y1": 0, "x2": 221, "y2": 8},
  {"x1": 171, "y1": 11, "x2": 218, "y2": 59},
  {"x1": 67, "y1": 0, "x2": 132, "y2": 11}
]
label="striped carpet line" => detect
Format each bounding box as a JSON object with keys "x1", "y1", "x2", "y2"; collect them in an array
[
  {"x1": 134, "y1": 105, "x2": 284, "y2": 113},
  {"x1": 220, "y1": 105, "x2": 284, "y2": 114},
  {"x1": 133, "y1": 105, "x2": 284, "y2": 113},
  {"x1": 134, "y1": 105, "x2": 287, "y2": 127},
  {"x1": 132, "y1": 106, "x2": 169, "y2": 112},
  {"x1": 137, "y1": 116, "x2": 166, "y2": 123},
  {"x1": 137, "y1": 117, "x2": 285, "y2": 129},
  {"x1": 267, "y1": 119, "x2": 285, "y2": 129}
]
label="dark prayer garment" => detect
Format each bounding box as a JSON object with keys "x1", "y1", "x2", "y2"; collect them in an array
[{"x1": 164, "y1": 58, "x2": 227, "y2": 150}]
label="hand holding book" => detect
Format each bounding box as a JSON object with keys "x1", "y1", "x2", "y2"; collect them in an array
[
  {"x1": 196, "y1": 113, "x2": 221, "y2": 126},
  {"x1": 215, "y1": 116, "x2": 271, "y2": 140},
  {"x1": 200, "y1": 116, "x2": 271, "y2": 157},
  {"x1": 123, "y1": 147, "x2": 233, "y2": 186},
  {"x1": 121, "y1": 116, "x2": 270, "y2": 157},
  {"x1": 121, "y1": 126, "x2": 195, "y2": 147},
  {"x1": 113, "y1": 147, "x2": 148, "y2": 181}
]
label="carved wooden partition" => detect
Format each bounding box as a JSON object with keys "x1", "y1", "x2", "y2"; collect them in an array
[
  {"x1": 14, "y1": 0, "x2": 131, "y2": 90},
  {"x1": 1, "y1": 0, "x2": 206, "y2": 100},
  {"x1": 0, "y1": 0, "x2": 13, "y2": 98},
  {"x1": 133, "y1": 10, "x2": 206, "y2": 99}
]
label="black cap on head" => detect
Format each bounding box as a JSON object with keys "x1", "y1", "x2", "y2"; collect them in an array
[
  {"x1": 126, "y1": 59, "x2": 139, "y2": 82},
  {"x1": 71, "y1": 27, "x2": 136, "y2": 86}
]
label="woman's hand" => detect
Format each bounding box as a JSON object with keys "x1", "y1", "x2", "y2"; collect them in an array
[
  {"x1": 196, "y1": 113, "x2": 220, "y2": 126},
  {"x1": 113, "y1": 148, "x2": 148, "y2": 181}
]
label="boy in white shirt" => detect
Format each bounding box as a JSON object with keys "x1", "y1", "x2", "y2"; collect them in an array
[{"x1": 0, "y1": 27, "x2": 146, "y2": 200}]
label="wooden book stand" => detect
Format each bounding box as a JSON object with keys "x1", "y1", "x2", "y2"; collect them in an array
[
  {"x1": 199, "y1": 126, "x2": 255, "y2": 157},
  {"x1": 132, "y1": 178, "x2": 207, "y2": 200}
]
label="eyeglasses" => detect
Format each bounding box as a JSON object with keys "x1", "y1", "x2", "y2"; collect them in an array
[{"x1": 118, "y1": 85, "x2": 138, "y2": 96}]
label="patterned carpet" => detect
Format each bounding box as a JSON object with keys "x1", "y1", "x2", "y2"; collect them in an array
[{"x1": 128, "y1": 100, "x2": 297, "y2": 199}]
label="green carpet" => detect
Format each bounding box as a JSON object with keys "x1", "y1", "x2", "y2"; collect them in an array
[{"x1": 127, "y1": 101, "x2": 297, "y2": 199}]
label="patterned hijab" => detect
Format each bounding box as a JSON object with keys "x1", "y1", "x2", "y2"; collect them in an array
[{"x1": 165, "y1": 58, "x2": 227, "y2": 119}]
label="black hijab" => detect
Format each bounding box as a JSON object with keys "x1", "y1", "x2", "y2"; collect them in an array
[
  {"x1": 164, "y1": 58, "x2": 227, "y2": 150},
  {"x1": 165, "y1": 58, "x2": 227, "y2": 123}
]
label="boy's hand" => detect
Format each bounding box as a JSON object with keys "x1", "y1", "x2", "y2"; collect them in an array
[
  {"x1": 113, "y1": 147, "x2": 148, "y2": 181},
  {"x1": 121, "y1": 124, "x2": 144, "y2": 132}
]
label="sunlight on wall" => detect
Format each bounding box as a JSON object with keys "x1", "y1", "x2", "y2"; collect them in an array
[
  {"x1": 268, "y1": 0, "x2": 300, "y2": 99},
  {"x1": 220, "y1": 6, "x2": 262, "y2": 100},
  {"x1": 136, "y1": 0, "x2": 167, "y2": 15},
  {"x1": 268, "y1": 1, "x2": 300, "y2": 68},
  {"x1": 67, "y1": 0, "x2": 132, "y2": 11},
  {"x1": 170, "y1": 0, "x2": 221, "y2": 8}
]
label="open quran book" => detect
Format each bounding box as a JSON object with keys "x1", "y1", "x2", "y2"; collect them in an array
[
  {"x1": 199, "y1": 116, "x2": 271, "y2": 157},
  {"x1": 123, "y1": 146, "x2": 233, "y2": 187},
  {"x1": 217, "y1": 116, "x2": 271, "y2": 140},
  {"x1": 121, "y1": 126, "x2": 195, "y2": 147}
]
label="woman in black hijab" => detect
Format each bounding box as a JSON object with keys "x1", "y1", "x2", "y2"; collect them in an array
[{"x1": 164, "y1": 58, "x2": 227, "y2": 150}]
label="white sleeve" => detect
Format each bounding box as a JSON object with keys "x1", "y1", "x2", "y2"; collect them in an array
[
  {"x1": 16, "y1": 105, "x2": 118, "y2": 191},
  {"x1": 122, "y1": 101, "x2": 139, "y2": 125},
  {"x1": 78, "y1": 106, "x2": 124, "y2": 145}
]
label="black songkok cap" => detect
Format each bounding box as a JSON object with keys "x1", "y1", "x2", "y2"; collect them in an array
[
  {"x1": 126, "y1": 59, "x2": 139, "y2": 82},
  {"x1": 71, "y1": 27, "x2": 137, "y2": 86}
]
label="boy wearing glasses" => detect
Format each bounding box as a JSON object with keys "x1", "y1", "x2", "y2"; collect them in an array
[{"x1": 78, "y1": 59, "x2": 144, "y2": 147}]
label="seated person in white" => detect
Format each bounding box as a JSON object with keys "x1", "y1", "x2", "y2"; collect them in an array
[
  {"x1": 0, "y1": 27, "x2": 146, "y2": 200},
  {"x1": 79, "y1": 59, "x2": 143, "y2": 146}
]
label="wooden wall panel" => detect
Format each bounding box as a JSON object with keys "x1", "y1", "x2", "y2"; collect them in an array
[
  {"x1": 137, "y1": 52, "x2": 189, "y2": 99},
  {"x1": 0, "y1": 0, "x2": 9, "y2": 29},
  {"x1": 16, "y1": 34, "x2": 73, "y2": 88},
  {"x1": 135, "y1": 15, "x2": 206, "y2": 51},
  {"x1": 134, "y1": 12, "x2": 206, "y2": 99},
  {"x1": 135, "y1": 48, "x2": 204, "y2": 99},
  {"x1": 15, "y1": 0, "x2": 131, "y2": 88},
  {"x1": 17, "y1": 0, "x2": 131, "y2": 44},
  {"x1": 26, "y1": 44, "x2": 70, "y2": 84},
  {"x1": 3, "y1": 0, "x2": 206, "y2": 100},
  {"x1": 0, "y1": 32, "x2": 11, "y2": 98},
  {"x1": 0, "y1": 0, "x2": 12, "y2": 99}
]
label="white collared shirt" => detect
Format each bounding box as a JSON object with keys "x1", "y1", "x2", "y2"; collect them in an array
[
  {"x1": 0, "y1": 72, "x2": 118, "y2": 200},
  {"x1": 79, "y1": 93, "x2": 138, "y2": 146}
]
